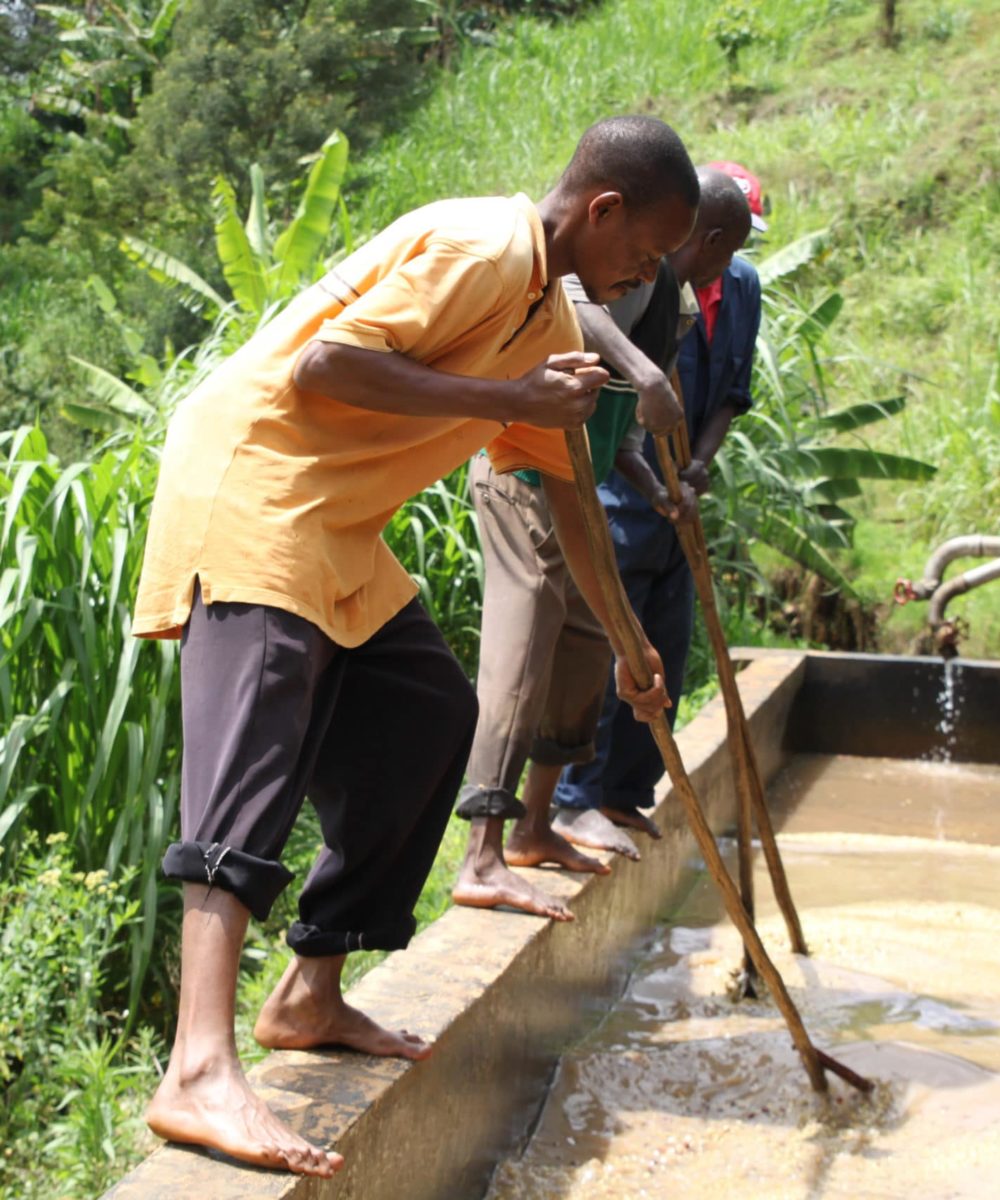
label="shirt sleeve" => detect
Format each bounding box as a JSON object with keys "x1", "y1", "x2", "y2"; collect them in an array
[
  {"x1": 311, "y1": 238, "x2": 506, "y2": 362},
  {"x1": 618, "y1": 421, "x2": 646, "y2": 455},
  {"x1": 727, "y1": 265, "x2": 762, "y2": 415},
  {"x1": 484, "y1": 423, "x2": 575, "y2": 482},
  {"x1": 605, "y1": 280, "x2": 655, "y2": 335},
  {"x1": 561, "y1": 274, "x2": 589, "y2": 304}
]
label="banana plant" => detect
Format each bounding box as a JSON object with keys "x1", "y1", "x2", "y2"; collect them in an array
[
  {"x1": 68, "y1": 130, "x2": 351, "y2": 430},
  {"x1": 703, "y1": 269, "x2": 935, "y2": 600},
  {"x1": 119, "y1": 129, "x2": 351, "y2": 325},
  {"x1": 32, "y1": 1, "x2": 180, "y2": 134}
]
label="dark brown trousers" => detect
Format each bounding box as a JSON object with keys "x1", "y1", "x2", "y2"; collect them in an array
[{"x1": 162, "y1": 587, "x2": 477, "y2": 956}]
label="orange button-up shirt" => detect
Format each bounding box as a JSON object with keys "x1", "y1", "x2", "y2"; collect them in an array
[{"x1": 133, "y1": 194, "x2": 580, "y2": 648}]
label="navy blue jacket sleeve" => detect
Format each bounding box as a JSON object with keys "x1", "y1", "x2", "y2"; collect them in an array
[{"x1": 726, "y1": 257, "x2": 762, "y2": 416}]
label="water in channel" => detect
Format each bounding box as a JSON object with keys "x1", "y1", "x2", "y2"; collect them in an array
[{"x1": 487, "y1": 753, "x2": 1000, "y2": 1200}]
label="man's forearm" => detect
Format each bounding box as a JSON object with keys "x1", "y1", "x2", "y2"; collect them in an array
[
  {"x1": 692, "y1": 403, "x2": 738, "y2": 467},
  {"x1": 575, "y1": 303, "x2": 681, "y2": 433},
  {"x1": 294, "y1": 342, "x2": 513, "y2": 420},
  {"x1": 294, "y1": 342, "x2": 607, "y2": 428},
  {"x1": 575, "y1": 303, "x2": 660, "y2": 389},
  {"x1": 614, "y1": 448, "x2": 664, "y2": 508}
]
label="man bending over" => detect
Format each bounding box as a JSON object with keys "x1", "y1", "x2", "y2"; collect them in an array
[
  {"x1": 452, "y1": 199, "x2": 698, "y2": 918},
  {"x1": 133, "y1": 116, "x2": 697, "y2": 1176},
  {"x1": 554, "y1": 163, "x2": 764, "y2": 857}
]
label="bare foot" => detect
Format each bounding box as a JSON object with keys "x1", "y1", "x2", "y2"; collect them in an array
[
  {"x1": 600, "y1": 805, "x2": 662, "y2": 839},
  {"x1": 453, "y1": 815, "x2": 575, "y2": 920},
  {"x1": 452, "y1": 865, "x2": 574, "y2": 920},
  {"x1": 254, "y1": 961, "x2": 432, "y2": 1058},
  {"x1": 147, "y1": 1058, "x2": 342, "y2": 1176},
  {"x1": 505, "y1": 822, "x2": 611, "y2": 875},
  {"x1": 551, "y1": 807, "x2": 640, "y2": 860}
]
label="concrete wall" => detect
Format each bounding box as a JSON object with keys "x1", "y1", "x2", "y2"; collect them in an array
[{"x1": 104, "y1": 653, "x2": 806, "y2": 1200}]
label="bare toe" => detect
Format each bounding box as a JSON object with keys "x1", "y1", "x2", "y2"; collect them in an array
[
  {"x1": 552, "y1": 808, "x2": 641, "y2": 860},
  {"x1": 600, "y1": 805, "x2": 661, "y2": 839}
]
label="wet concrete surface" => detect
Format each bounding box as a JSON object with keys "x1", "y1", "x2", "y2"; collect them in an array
[
  {"x1": 102, "y1": 652, "x2": 806, "y2": 1200},
  {"x1": 487, "y1": 753, "x2": 1000, "y2": 1200}
]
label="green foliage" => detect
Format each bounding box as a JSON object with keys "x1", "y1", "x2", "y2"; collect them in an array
[
  {"x1": 124, "y1": 0, "x2": 424, "y2": 222},
  {"x1": 0, "y1": 832, "x2": 158, "y2": 1200},
  {"x1": 703, "y1": 254, "x2": 935, "y2": 604},
  {"x1": 115, "y1": 130, "x2": 352, "y2": 340},
  {"x1": 31, "y1": 0, "x2": 180, "y2": 140},
  {"x1": 708, "y1": 0, "x2": 767, "y2": 70},
  {"x1": 0, "y1": 425, "x2": 181, "y2": 1015}
]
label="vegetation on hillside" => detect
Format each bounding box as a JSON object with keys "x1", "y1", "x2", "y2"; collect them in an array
[{"x1": 1, "y1": 0, "x2": 997, "y2": 1193}]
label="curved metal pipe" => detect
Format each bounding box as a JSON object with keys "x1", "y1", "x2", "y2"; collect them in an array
[
  {"x1": 912, "y1": 535, "x2": 1000, "y2": 599},
  {"x1": 929, "y1": 557, "x2": 1000, "y2": 626}
]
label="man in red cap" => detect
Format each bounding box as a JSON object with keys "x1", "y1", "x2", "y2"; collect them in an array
[{"x1": 553, "y1": 162, "x2": 766, "y2": 856}]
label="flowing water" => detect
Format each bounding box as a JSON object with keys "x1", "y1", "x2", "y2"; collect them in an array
[{"x1": 487, "y1": 753, "x2": 1000, "y2": 1200}]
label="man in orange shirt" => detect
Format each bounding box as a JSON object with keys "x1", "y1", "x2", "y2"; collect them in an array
[{"x1": 136, "y1": 115, "x2": 698, "y2": 1176}]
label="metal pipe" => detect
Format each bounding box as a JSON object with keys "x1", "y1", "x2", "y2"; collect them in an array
[
  {"x1": 912, "y1": 536, "x2": 1000, "y2": 599},
  {"x1": 929, "y1": 557, "x2": 1000, "y2": 626}
]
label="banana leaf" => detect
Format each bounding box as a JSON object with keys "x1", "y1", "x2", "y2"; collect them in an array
[
  {"x1": 212, "y1": 176, "x2": 268, "y2": 316},
  {"x1": 796, "y1": 291, "x2": 843, "y2": 340},
  {"x1": 756, "y1": 228, "x2": 828, "y2": 286},
  {"x1": 120, "y1": 235, "x2": 227, "y2": 314},
  {"x1": 752, "y1": 507, "x2": 861, "y2": 598},
  {"x1": 814, "y1": 395, "x2": 907, "y2": 432},
  {"x1": 793, "y1": 445, "x2": 936, "y2": 481},
  {"x1": 244, "y1": 163, "x2": 270, "y2": 262},
  {"x1": 273, "y1": 131, "x2": 350, "y2": 294},
  {"x1": 68, "y1": 356, "x2": 155, "y2": 419}
]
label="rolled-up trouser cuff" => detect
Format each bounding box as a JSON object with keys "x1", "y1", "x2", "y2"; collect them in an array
[
  {"x1": 162, "y1": 840, "x2": 294, "y2": 922},
  {"x1": 530, "y1": 733, "x2": 595, "y2": 768},
  {"x1": 286, "y1": 917, "x2": 417, "y2": 957},
  {"x1": 454, "y1": 784, "x2": 526, "y2": 820}
]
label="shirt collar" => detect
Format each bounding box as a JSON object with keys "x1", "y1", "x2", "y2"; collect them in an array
[
  {"x1": 680, "y1": 282, "x2": 700, "y2": 316},
  {"x1": 513, "y1": 193, "x2": 548, "y2": 293}
]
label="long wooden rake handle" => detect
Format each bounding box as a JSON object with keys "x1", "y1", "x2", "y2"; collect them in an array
[
  {"x1": 653, "y1": 425, "x2": 809, "y2": 960},
  {"x1": 564, "y1": 426, "x2": 872, "y2": 1096}
]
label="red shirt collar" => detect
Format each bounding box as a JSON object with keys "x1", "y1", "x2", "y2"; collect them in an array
[{"x1": 697, "y1": 276, "x2": 724, "y2": 345}]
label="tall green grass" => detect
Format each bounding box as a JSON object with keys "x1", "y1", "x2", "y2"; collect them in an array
[
  {"x1": 0, "y1": 425, "x2": 178, "y2": 1017},
  {"x1": 347, "y1": 0, "x2": 1000, "y2": 651}
]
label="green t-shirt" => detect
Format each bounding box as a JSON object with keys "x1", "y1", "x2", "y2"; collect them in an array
[{"x1": 513, "y1": 384, "x2": 638, "y2": 488}]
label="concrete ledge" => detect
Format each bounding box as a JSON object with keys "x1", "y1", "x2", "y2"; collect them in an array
[{"x1": 105, "y1": 653, "x2": 806, "y2": 1200}]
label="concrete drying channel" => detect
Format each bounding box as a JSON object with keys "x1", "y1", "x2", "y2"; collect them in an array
[{"x1": 103, "y1": 650, "x2": 999, "y2": 1200}]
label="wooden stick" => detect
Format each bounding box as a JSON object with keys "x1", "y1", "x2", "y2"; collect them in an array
[
  {"x1": 653, "y1": 435, "x2": 808, "y2": 959},
  {"x1": 662, "y1": 370, "x2": 808, "y2": 956},
  {"x1": 653, "y1": 437, "x2": 758, "y2": 988},
  {"x1": 564, "y1": 427, "x2": 872, "y2": 1095}
]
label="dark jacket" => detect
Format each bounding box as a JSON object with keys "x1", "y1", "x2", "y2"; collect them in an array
[{"x1": 599, "y1": 254, "x2": 762, "y2": 563}]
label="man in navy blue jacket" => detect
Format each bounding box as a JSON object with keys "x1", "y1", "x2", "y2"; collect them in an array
[{"x1": 553, "y1": 162, "x2": 765, "y2": 858}]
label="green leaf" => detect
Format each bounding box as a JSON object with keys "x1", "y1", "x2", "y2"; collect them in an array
[
  {"x1": 757, "y1": 229, "x2": 828, "y2": 286},
  {"x1": 273, "y1": 130, "x2": 350, "y2": 294},
  {"x1": 120, "y1": 235, "x2": 227, "y2": 314},
  {"x1": 212, "y1": 176, "x2": 268, "y2": 316},
  {"x1": 795, "y1": 446, "x2": 936, "y2": 481},
  {"x1": 245, "y1": 163, "x2": 270, "y2": 262},
  {"x1": 149, "y1": 0, "x2": 181, "y2": 46},
  {"x1": 800, "y1": 477, "x2": 863, "y2": 503},
  {"x1": 754, "y1": 509, "x2": 860, "y2": 597},
  {"x1": 68, "y1": 357, "x2": 154, "y2": 419},
  {"x1": 814, "y1": 395, "x2": 907, "y2": 433},
  {"x1": 796, "y1": 291, "x2": 843, "y2": 339},
  {"x1": 60, "y1": 403, "x2": 127, "y2": 433}
]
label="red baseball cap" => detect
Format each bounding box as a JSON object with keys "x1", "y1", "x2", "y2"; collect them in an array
[{"x1": 705, "y1": 160, "x2": 768, "y2": 231}]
